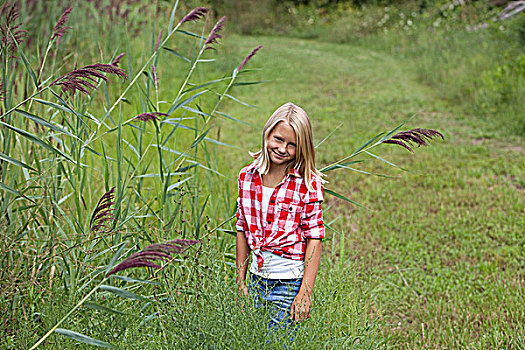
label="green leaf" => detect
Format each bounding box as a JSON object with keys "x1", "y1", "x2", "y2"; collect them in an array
[
  {"x1": 215, "y1": 111, "x2": 251, "y2": 126},
  {"x1": 378, "y1": 121, "x2": 408, "y2": 143},
  {"x1": 316, "y1": 122, "x2": 343, "y2": 149},
  {"x1": 232, "y1": 80, "x2": 271, "y2": 86},
  {"x1": 324, "y1": 188, "x2": 368, "y2": 210},
  {"x1": 222, "y1": 93, "x2": 257, "y2": 108},
  {"x1": 166, "y1": 176, "x2": 193, "y2": 192},
  {"x1": 84, "y1": 302, "x2": 126, "y2": 315},
  {"x1": 176, "y1": 29, "x2": 205, "y2": 39},
  {"x1": 168, "y1": 90, "x2": 208, "y2": 115},
  {"x1": 0, "y1": 181, "x2": 34, "y2": 202},
  {"x1": 168, "y1": 0, "x2": 180, "y2": 34},
  {"x1": 321, "y1": 160, "x2": 364, "y2": 173},
  {"x1": 191, "y1": 128, "x2": 211, "y2": 149},
  {"x1": 10, "y1": 31, "x2": 38, "y2": 88},
  {"x1": 365, "y1": 150, "x2": 407, "y2": 171},
  {"x1": 217, "y1": 229, "x2": 236, "y2": 236},
  {"x1": 0, "y1": 151, "x2": 36, "y2": 171},
  {"x1": 163, "y1": 47, "x2": 191, "y2": 62},
  {"x1": 182, "y1": 106, "x2": 212, "y2": 118},
  {"x1": 105, "y1": 242, "x2": 128, "y2": 277},
  {"x1": 99, "y1": 285, "x2": 150, "y2": 302},
  {"x1": 15, "y1": 109, "x2": 79, "y2": 140},
  {"x1": 195, "y1": 196, "x2": 209, "y2": 239},
  {"x1": 54, "y1": 329, "x2": 116, "y2": 349},
  {"x1": 182, "y1": 77, "x2": 230, "y2": 94},
  {"x1": 351, "y1": 132, "x2": 386, "y2": 157},
  {"x1": 48, "y1": 89, "x2": 87, "y2": 121},
  {"x1": 184, "y1": 160, "x2": 225, "y2": 177},
  {"x1": 111, "y1": 275, "x2": 159, "y2": 285},
  {"x1": 328, "y1": 165, "x2": 395, "y2": 178},
  {"x1": 33, "y1": 98, "x2": 73, "y2": 113},
  {"x1": 0, "y1": 120, "x2": 76, "y2": 164},
  {"x1": 204, "y1": 137, "x2": 238, "y2": 148}
]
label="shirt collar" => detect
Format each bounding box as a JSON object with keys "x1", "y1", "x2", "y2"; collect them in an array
[{"x1": 247, "y1": 162, "x2": 301, "y2": 178}]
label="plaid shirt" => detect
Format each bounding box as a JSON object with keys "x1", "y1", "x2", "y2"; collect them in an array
[{"x1": 236, "y1": 163, "x2": 325, "y2": 271}]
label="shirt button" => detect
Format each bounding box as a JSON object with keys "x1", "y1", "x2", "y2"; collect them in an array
[
  {"x1": 270, "y1": 199, "x2": 275, "y2": 204},
  {"x1": 267, "y1": 220, "x2": 271, "y2": 225},
  {"x1": 289, "y1": 207, "x2": 292, "y2": 210}
]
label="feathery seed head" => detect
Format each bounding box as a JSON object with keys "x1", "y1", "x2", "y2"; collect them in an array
[
  {"x1": 51, "y1": 7, "x2": 72, "y2": 40},
  {"x1": 0, "y1": 2, "x2": 27, "y2": 53},
  {"x1": 107, "y1": 239, "x2": 200, "y2": 276},
  {"x1": 179, "y1": 7, "x2": 209, "y2": 24},
  {"x1": 111, "y1": 53, "x2": 126, "y2": 67},
  {"x1": 204, "y1": 16, "x2": 226, "y2": 50},
  {"x1": 152, "y1": 64, "x2": 158, "y2": 89},
  {"x1": 238, "y1": 45, "x2": 262, "y2": 71},
  {"x1": 89, "y1": 187, "x2": 116, "y2": 233},
  {"x1": 50, "y1": 63, "x2": 127, "y2": 95},
  {"x1": 382, "y1": 128, "x2": 444, "y2": 152},
  {"x1": 135, "y1": 112, "x2": 168, "y2": 122},
  {"x1": 155, "y1": 29, "x2": 163, "y2": 52}
]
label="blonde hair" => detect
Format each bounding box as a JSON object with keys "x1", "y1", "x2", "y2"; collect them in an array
[{"x1": 251, "y1": 102, "x2": 324, "y2": 191}]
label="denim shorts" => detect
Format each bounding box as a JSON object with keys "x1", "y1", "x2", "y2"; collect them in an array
[{"x1": 248, "y1": 274, "x2": 302, "y2": 341}]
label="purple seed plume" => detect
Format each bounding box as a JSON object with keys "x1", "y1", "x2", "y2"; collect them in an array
[
  {"x1": 155, "y1": 29, "x2": 163, "y2": 52},
  {"x1": 152, "y1": 64, "x2": 158, "y2": 88},
  {"x1": 0, "y1": 2, "x2": 27, "y2": 53},
  {"x1": 90, "y1": 187, "x2": 116, "y2": 233},
  {"x1": 204, "y1": 16, "x2": 226, "y2": 50},
  {"x1": 107, "y1": 239, "x2": 200, "y2": 276},
  {"x1": 238, "y1": 45, "x2": 262, "y2": 71},
  {"x1": 179, "y1": 7, "x2": 209, "y2": 24},
  {"x1": 51, "y1": 7, "x2": 72, "y2": 40},
  {"x1": 382, "y1": 128, "x2": 444, "y2": 152},
  {"x1": 135, "y1": 112, "x2": 167, "y2": 122},
  {"x1": 111, "y1": 53, "x2": 126, "y2": 67},
  {"x1": 50, "y1": 62, "x2": 127, "y2": 95}
]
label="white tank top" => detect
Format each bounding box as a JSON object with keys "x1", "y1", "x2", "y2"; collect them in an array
[{"x1": 249, "y1": 185, "x2": 304, "y2": 279}]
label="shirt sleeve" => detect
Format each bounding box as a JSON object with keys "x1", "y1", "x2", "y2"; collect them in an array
[
  {"x1": 235, "y1": 175, "x2": 249, "y2": 233},
  {"x1": 300, "y1": 177, "x2": 325, "y2": 239}
]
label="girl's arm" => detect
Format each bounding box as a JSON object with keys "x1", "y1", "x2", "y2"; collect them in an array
[
  {"x1": 236, "y1": 231, "x2": 251, "y2": 296},
  {"x1": 291, "y1": 238, "x2": 322, "y2": 322}
]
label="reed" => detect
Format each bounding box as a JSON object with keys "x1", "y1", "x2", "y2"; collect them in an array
[{"x1": 0, "y1": 2, "x2": 264, "y2": 347}]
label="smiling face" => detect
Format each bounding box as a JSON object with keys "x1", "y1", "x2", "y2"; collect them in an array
[{"x1": 266, "y1": 121, "x2": 297, "y2": 169}]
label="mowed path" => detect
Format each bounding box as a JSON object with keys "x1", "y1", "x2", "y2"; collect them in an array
[{"x1": 219, "y1": 35, "x2": 524, "y2": 348}]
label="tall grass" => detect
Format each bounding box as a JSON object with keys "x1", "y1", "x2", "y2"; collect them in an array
[{"x1": 0, "y1": 1, "x2": 267, "y2": 347}]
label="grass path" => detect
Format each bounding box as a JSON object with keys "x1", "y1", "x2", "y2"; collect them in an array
[{"x1": 217, "y1": 34, "x2": 524, "y2": 348}]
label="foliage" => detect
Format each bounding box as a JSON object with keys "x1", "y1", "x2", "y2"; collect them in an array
[{"x1": 0, "y1": 0, "x2": 266, "y2": 347}]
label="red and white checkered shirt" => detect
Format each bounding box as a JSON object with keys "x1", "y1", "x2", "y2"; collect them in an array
[{"x1": 236, "y1": 162, "x2": 325, "y2": 271}]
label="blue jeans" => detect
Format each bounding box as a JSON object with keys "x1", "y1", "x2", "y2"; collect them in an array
[{"x1": 248, "y1": 274, "x2": 302, "y2": 342}]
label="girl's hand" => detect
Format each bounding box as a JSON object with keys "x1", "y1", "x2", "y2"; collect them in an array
[
  {"x1": 291, "y1": 291, "x2": 311, "y2": 322},
  {"x1": 238, "y1": 283, "x2": 249, "y2": 297},
  {"x1": 236, "y1": 282, "x2": 249, "y2": 312}
]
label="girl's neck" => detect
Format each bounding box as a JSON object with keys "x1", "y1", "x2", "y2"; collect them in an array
[{"x1": 262, "y1": 163, "x2": 288, "y2": 188}]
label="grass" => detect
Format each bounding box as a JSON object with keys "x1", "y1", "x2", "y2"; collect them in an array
[
  {"x1": 215, "y1": 33, "x2": 524, "y2": 348},
  {"x1": 1, "y1": 1, "x2": 523, "y2": 349}
]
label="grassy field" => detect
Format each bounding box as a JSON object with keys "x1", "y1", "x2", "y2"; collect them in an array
[
  {"x1": 216, "y1": 34, "x2": 524, "y2": 348},
  {"x1": 1, "y1": 2, "x2": 524, "y2": 349}
]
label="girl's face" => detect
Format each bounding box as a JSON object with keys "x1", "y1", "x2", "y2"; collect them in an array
[{"x1": 266, "y1": 121, "x2": 297, "y2": 167}]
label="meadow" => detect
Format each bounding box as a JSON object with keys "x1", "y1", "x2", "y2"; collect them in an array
[{"x1": 1, "y1": 0, "x2": 523, "y2": 349}]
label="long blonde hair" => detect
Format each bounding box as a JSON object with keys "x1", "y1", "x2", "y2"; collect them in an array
[{"x1": 251, "y1": 102, "x2": 323, "y2": 191}]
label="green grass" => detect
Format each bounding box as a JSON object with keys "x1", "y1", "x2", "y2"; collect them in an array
[{"x1": 215, "y1": 34, "x2": 524, "y2": 348}]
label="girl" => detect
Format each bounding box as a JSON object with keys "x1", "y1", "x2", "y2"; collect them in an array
[{"x1": 235, "y1": 102, "x2": 325, "y2": 337}]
